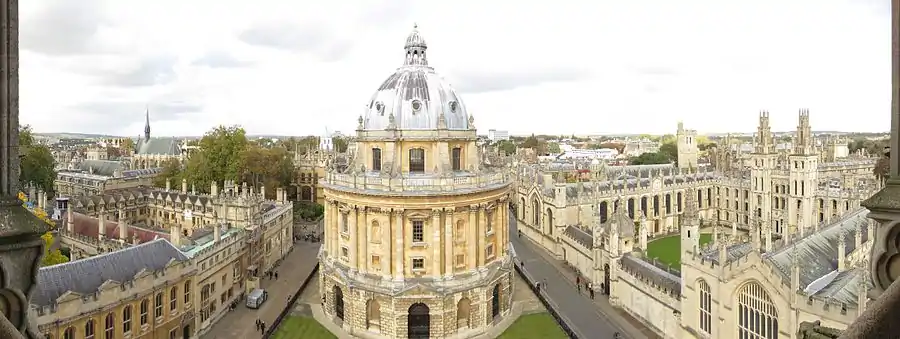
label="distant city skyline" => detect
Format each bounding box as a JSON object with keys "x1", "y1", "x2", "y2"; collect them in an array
[{"x1": 19, "y1": 0, "x2": 890, "y2": 136}]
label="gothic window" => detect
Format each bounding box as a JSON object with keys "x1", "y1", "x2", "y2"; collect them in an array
[
  {"x1": 155, "y1": 292, "x2": 164, "y2": 318},
  {"x1": 698, "y1": 280, "x2": 711, "y2": 334},
  {"x1": 170, "y1": 286, "x2": 178, "y2": 311},
  {"x1": 123, "y1": 305, "x2": 133, "y2": 334},
  {"x1": 409, "y1": 148, "x2": 425, "y2": 173},
  {"x1": 63, "y1": 327, "x2": 75, "y2": 339},
  {"x1": 677, "y1": 192, "x2": 683, "y2": 212},
  {"x1": 140, "y1": 299, "x2": 149, "y2": 325},
  {"x1": 665, "y1": 194, "x2": 672, "y2": 214},
  {"x1": 84, "y1": 319, "x2": 95, "y2": 339},
  {"x1": 372, "y1": 148, "x2": 382, "y2": 171},
  {"x1": 104, "y1": 313, "x2": 115, "y2": 338},
  {"x1": 451, "y1": 147, "x2": 462, "y2": 171},
  {"x1": 737, "y1": 282, "x2": 778, "y2": 339},
  {"x1": 412, "y1": 220, "x2": 424, "y2": 242}
]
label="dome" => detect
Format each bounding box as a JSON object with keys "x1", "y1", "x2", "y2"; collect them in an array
[{"x1": 362, "y1": 24, "x2": 470, "y2": 131}]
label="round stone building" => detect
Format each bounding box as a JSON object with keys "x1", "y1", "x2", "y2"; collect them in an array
[{"x1": 318, "y1": 25, "x2": 514, "y2": 339}]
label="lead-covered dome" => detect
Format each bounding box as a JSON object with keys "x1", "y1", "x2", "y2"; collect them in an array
[{"x1": 362, "y1": 24, "x2": 470, "y2": 131}]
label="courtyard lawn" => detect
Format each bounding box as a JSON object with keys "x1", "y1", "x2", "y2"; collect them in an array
[
  {"x1": 645, "y1": 234, "x2": 713, "y2": 268},
  {"x1": 497, "y1": 312, "x2": 569, "y2": 339},
  {"x1": 271, "y1": 316, "x2": 337, "y2": 339}
]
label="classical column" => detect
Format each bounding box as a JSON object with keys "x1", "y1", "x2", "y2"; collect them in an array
[
  {"x1": 0, "y1": 0, "x2": 47, "y2": 336},
  {"x1": 444, "y1": 210, "x2": 454, "y2": 277},
  {"x1": 477, "y1": 204, "x2": 487, "y2": 266},
  {"x1": 467, "y1": 205, "x2": 477, "y2": 268},
  {"x1": 349, "y1": 205, "x2": 358, "y2": 269},
  {"x1": 328, "y1": 199, "x2": 338, "y2": 257},
  {"x1": 393, "y1": 209, "x2": 405, "y2": 280},
  {"x1": 359, "y1": 207, "x2": 368, "y2": 274},
  {"x1": 431, "y1": 209, "x2": 441, "y2": 276}
]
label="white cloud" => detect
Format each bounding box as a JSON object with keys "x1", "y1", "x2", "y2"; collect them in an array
[{"x1": 19, "y1": 0, "x2": 890, "y2": 136}]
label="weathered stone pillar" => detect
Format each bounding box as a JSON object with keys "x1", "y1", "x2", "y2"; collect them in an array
[
  {"x1": 443, "y1": 210, "x2": 453, "y2": 277},
  {"x1": 393, "y1": 209, "x2": 405, "y2": 280},
  {"x1": 431, "y1": 209, "x2": 440, "y2": 275},
  {"x1": 0, "y1": 0, "x2": 48, "y2": 337},
  {"x1": 467, "y1": 205, "x2": 477, "y2": 268}
]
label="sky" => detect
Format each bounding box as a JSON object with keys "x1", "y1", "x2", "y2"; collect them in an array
[{"x1": 19, "y1": 0, "x2": 892, "y2": 137}]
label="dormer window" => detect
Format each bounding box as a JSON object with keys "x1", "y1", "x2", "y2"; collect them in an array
[
  {"x1": 409, "y1": 148, "x2": 425, "y2": 173},
  {"x1": 372, "y1": 148, "x2": 382, "y2": 171},
  {"x1": 451, "y1": 147, "x2": 462, "y2": 171}
]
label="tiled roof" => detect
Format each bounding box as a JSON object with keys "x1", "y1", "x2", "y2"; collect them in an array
[
  {"x1": 33, "y1": 239, "x2": 189, "y2": 307},
  {"x1": 135, "y1": 137, "x2": 182, "y2": 156},
  {"x1": 76, "y1": 160, "x2": 125, "y2": 177},
  {"x1": 67, "y1": 212, "x2": 169, "y2": 243}
]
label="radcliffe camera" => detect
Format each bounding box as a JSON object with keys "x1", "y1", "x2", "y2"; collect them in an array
[{"x1": 0, "y1": 1, "x2": 895, "y2": 339}]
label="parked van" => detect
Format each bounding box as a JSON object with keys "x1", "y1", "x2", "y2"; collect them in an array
[{"x1": 246, "y1": 288, "x2": 268, "y2": 309}]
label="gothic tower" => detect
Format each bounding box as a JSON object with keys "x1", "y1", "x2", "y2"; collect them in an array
[
  {"x1": 681, "y1": 185, "x2": 700, "y2": 256},
  {"x1": 750, "y1": 111, "x2": 779, "y2": 232},
  {"x1": 676, "y1": 121, "x2": 699, "y2": 171},
  {"x1": 787, "y1": 109, "x2": 818, "y2": 234}
]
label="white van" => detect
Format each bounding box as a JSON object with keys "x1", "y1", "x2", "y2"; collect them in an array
[{"x1": 246, "y1": 288, "x2": 268, "y2": 309}]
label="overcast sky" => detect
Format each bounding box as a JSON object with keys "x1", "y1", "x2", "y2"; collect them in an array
[{"x1": 19, "y1": 0, "x2": 891, "y2": 137}]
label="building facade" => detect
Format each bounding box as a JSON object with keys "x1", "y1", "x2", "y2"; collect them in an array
[
  {"x1": 318, "y1": 25, "x2": 515, "y2": 339},
  {"x1": 132, "y1": 110, "x2": 184, "y2": 169},
  {"x1": 514, "y1": 111, "x2": 879, "y2": 338},
  {"x1": 55, "y1": 159, "x2": 161, "y2": 197}
]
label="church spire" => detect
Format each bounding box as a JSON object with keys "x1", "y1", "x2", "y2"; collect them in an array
[
  {"x1": 403, "y1": 23, "x2": 428, "y2": 67},
  {"x1": 143, "y1": 106, "x2": 151, "y2": 142}
]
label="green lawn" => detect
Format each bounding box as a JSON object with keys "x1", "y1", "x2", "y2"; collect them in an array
[
  {"x1": 271, "y1": 316, "x2": 336, "y2": 339},
  {"x1": 645, "y1": 234, "x2": 713, "y2": 268},
  {"x1": 497, "y1": 313, "x2": 569, "y2": 339}
]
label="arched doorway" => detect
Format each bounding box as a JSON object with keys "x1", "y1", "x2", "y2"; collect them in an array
[
  {"x1": 603, "y1": 264, "x2": 610, "y2": 295},
  {"x1": 333, "y1": 286, "x2": 344, "y2": 321},
  {"x1": 491, "y1": 284, "x2": 501, "y2": 319},
  {"x1": 456, "y1": 298, "x2": 471, "y2": 329},
  {"x1": 301, "y1": 186, "x2": 313, "y2": 201},
  {"x1": 408, "y1": 303, "x2": 430, "y2": 339}
]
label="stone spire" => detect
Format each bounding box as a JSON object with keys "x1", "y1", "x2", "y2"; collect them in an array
[
  {"x1": 98, "y1": 208, "x2": 107, "y2": 240},
  {"x1": 731, "y1": 220, "x2": 738, "y2": 239},
  {"x1": 793, "y1": 108, "x2": 813, "y2": 155},
  {"x1": 751, "y1": 220, "x2": 761, "y2": 250},
  {"x1": 754, "y1": 110, "x2": 775, "y2": 154},
  {"x1": 790, "y1": 244, "x2": 801, "y2": 294},
  {"x1": 857, "y1": 259, "x2": 870, "y2": 316},
  {"x1": 838, "y1": 230, "x2": 847, "y2": 272},
  {"x1": 144, "y1": 106, "x2": 151, "y2": 142},
  {"x1": 764, "y1": 219, "x2": 773, "y2": 252}
]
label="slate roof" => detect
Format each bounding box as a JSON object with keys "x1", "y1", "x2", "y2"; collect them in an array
[
  {"x1": 135, "y1": 137, "x2": 182, "y2": 156},
  {"x1": 599, "y1": 206, "x2": 635, "y2": 238},
  {"x1": 620, "y1": 253, "x2": 682, "y2": 296},
  {"x1": 66, "y1": 212, "x2": 169, "y2": 243},
  {"x1": 76, "y1": 160, "x2": 125, "y2": 177},
  {"x1": 33, "y1": 239, "x2": 189, "y2": 307},
  {"x1": 564, "y1": 225, "x2": 592, "y2": 248},
  {"x1": 701, "y1": 242, "x2": 755, "y2": 265},
  {"x1": 811, "y1": 269, "x2": 871, "y2": 306}
]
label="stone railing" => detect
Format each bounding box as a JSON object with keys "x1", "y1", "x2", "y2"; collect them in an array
[{"x1": 321, "y1": 171, "x2": 509, "y2": 194}]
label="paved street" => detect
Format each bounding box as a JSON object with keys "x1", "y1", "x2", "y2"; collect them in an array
[
  {"x1": 509, "y1": 215, "x2": 652, "y2": 339},
  {"x1": 201, "y1": 242, "x2": 321, "y2": 339}
]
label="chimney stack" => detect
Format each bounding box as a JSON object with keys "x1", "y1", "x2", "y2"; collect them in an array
[
  {"x1": 276, "y1": 188, "x2": 285, "y2": 204},
  {"x1": 66, "y1": 203, "x2": 74, "y2": 233},
  {"x1": 170, "y1": 223, "x2": 182, "y2": 247},
  {"x1": 260, "y1": 185, "x2": 266, "y2": 199},
  {"x1": 182, "y1": 178, "x2": 188, "y2": 194},
  {"x1": 214, "y1": 223, "x2": 222, "y2": 243},
  {"x1": 191, "y1": 183, "x2": 196, "y2": 195},
  {"x1": 211, "y1": 181, "x2": 219, "y2": 197},
  {"x1": 118, "y1": 209, "x2": 128, "y2": 241},
  {"x1": 98, "y1": 208, "x2": 107, "y2": 240},
  {"x1": 166, "y1": 178, "x2": 171, "y2": 192}
]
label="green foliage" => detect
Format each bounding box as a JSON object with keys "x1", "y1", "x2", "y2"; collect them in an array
[
  {"x1": 521, "y1": 134, "x2": 540, "y2": 149},
  {"x1": 630, "y1": 152, "x2": 672, "y2": 165},
  {"x1": 294, "y1": 202, "x2": 325, "y2": 221},
  {"x1": 332, "y1": 136, "x2": 349, "y2": 153},
  {"x1": 41, "y1": 232, "x2": 69, "y2": 266},
  {"x1": 154, "y1": 159, "x2": 183, "y2": 188},
  {"x1": 239, "y1": 145, "x2": 294, "y2": 198},
  {"x1": 849, "y1": 138, "x2": 889, "y2": 155},
  {"x1": 497, "y1": 140, "x2": 517, "y2": 156},
  {"x1": 295, "y1": 136, "x2": 319, "y2": 153},
  {"x1": 182, "y1": 125, "x2": 249, "y2": 190},
  {"x1": 497, "y1": 313, "x2": 568, "y2": 339},
  {"x1": 547, "y1": 142, "x2": 561, "y2": 154},
  {"x1": 19, "y1": 125, "x2": 57, "y2": 193},
  {"x1": 658, "y1": 141, "x2": 678, "y2": 165}
]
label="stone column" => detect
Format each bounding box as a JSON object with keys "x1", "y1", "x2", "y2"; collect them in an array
[
  {"x1": 431, "y1": 209, "x2": 441, "y2": 276},
  {"x1": 393, "y1": 209, "x2": 405, "y2": 280},
  {"x1": 327, "y1": 199, "x2": 336, "y2": 256},
  {"x1": 444, "y1": 210, "x2": 454, "y2": 277},
  {"x1": 349, "y1": 205, "x2": 358, "y2": 269},
  {"x1": 359, "y1": 207, "x2": 368, "y2": 274},
  {"x1": 0, "y1": 0, "x2": 48, "y2": 336},
  {"x1": 478, "y1": 204, "x2": 487, "y2": 266},
  {"x1": 467, "y1": 205, "x2": 477, "y2": 269}
]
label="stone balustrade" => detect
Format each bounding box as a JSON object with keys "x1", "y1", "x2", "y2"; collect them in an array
[{"x1": 322, "y1": 171, "x2": 509, "y2": 194}]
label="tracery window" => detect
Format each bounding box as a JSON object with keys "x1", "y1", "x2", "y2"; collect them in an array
[
  {"x1": 698, "y1": 280, "x2": 711, "y2": 334},
  {"x1": 737, "y1": 282, "x2": 778, "y2": 339}
]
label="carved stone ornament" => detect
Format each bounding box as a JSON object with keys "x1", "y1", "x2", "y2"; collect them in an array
[{"x1": 0, "y1": 203, "x2": 51, "y2": 339}]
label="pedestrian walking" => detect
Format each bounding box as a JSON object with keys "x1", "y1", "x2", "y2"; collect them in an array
[
  {"x1": 275, "y1": 271, "x2": 279, "y2": 280},
  {"x1": 590, "y1": 285, "x2": 595, "y2": 299},
  {"x1": 576, "y1": 276, "x2": 581, "y2": 286},
  {"x1": 576, "y1": 282, "x2": 581, "y2": 293}
]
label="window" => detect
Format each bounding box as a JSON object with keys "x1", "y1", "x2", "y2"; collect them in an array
[
  {"x1": 451, "y1": 147, "x2": 462, "y2": 171},
  {"x1": 341, "y1": 246, "x2": 349, "y2": 259},
  {"x1": 737, "y1": 282, "x2": 778, "y2": 339},
  {"x1": 63, "y1": 327, "x2": 74, "y2": 339},
  {"x1": 486, "y1": 212, "x2": 493, "y2": 233},
  {"x1": 412, "y1": 258, "x2": 425, "y2": 270},
  {"x1": 170, "y1": 286, "x2": 178, "y2": 311},
  {"x1": 698, "y1": 280, "x2": 711, "y2": 334},
  {"x1": 85, "y1": 319, "x2": 95, "y2": 339},
  {"x1": 184, "y1": 281, "x2": 191, "y2": 304},
  {"x1": 341, "y1": 213, "x2": 349, "y2": 233},
  {"x1": 372, "y1": 148, "x2": 382, "y2": 171},
  {"x1": 409, "y1": 148, "x2": 425, "y2": 172},
  {"x1": 486, "y1": 243, "x2": 494, "y2": 258},
  {"x1": 155, "y1": 292, "x2": 164, "y2": 318},
  {"x1": 412, "y1": 220, "x2": 424, "y2": 242},
  {"x1": 455, "y1": 220, "x2": 465, "y2": 242},
  {"x1": 371, "y1": 255, "x2": 380, "y2": 269},
  {"x1": 140, "y1": 299, "x2": 149, "y2": 325},
  {"x1": 104, "y1": 313, "x2": 115, "y2": 338},
  {"x1": 123, "y1": 305, "x2": 133, "y2": 334},
  {"x1": 455, "y1": 254, "x2": 465, "y2": 267},
  {"x1": 169, "y1": 328, "x2": 178, "y2": 339}
]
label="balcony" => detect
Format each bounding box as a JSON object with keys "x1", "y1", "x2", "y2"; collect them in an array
[{"x1": 320, "y1": 170, "x2": 510, "y2": 196}]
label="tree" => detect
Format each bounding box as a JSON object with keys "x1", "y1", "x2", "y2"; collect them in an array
[
  {"x1": 238, "y1": 145, "x2": 294, "y2": 198},
  {"x1": 658, "y1": 141, "x2": 678, "y2": 164},
  {"x1": 296, "y1": 136, "x2": 319, "y2": 153},
  {"x1": 120, "y1": 138, "x2": 135, "y2": 152},
  {"x1": 41, "y1": 232, "x2": 69, "y2": 266},
  {"x1": 629, "y1": 152, "x2": 672, "y2": 165},
  {"x1": 332, "y1": 136, "x2": 349, "y2": 153},
  {"x1": 182, "y1": 125, "x2": 249, "y2": 190},
  {"x1": 497, "y1": 140, "x2": 517, "y2": 156},
  {"x1": 154, "y1": 159, "x2": 183, "y2": 188},
  {"x1": 521, "y1": 134, "x2": 540, "y2": 149},
  {"x1": 19, "y1": 125, "x2": 57, "y2": 193},
  {"x1": 547, "y1": 142, "x2": 561, "y2": 154}
]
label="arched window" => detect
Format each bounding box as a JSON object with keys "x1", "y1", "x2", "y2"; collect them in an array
[
  {"x1": 371, "y1": 221, "x2": 381, "y2": 243},
  {"x1": 123, "y1": 305, "x2": 133, "y2": 334},
  {"x1": 170, "y1": 286, "x2": 178, "y2": 311},
  {"x1": 140, "y1": 299, "x2": 149, "y2": 325},
  {"x1": 184, "y1": 281, "x2": 192, "y2": 304},
  {"x1": 698, "y1": 280, "x2": 711, "y2": 334},
  {"x1": 532, "y1": 199, "x2": 540, "y2": 226},
  {"x1": 104, "y1": 313, "x2": 115, "y2": 338},
  {"x1": 737, "y1": 282, "x2": 778, "y2": 338},
  {"x1": 85, "y1": 319, "x2": 95, "y2": 339},
  {"x1": 62, "y1": 327, "x2": 74, "y2": 339},
  {"x1": 155, "y1": 292, "x2": 164, "y2": 318},
  {"x1": 409, "y1": 148, "x2": 425, "y2": 172}
]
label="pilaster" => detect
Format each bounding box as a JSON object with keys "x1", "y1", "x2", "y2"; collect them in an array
[
  {"x1": 444, "y1": 210, "x2": 454, "y2": 277},
  {"x1": 359, "y1": 207, "x2": 368, "y2": 274},
  {"x1": 467, "y1": 205, "x2": 477, "y2": 269},
  {"x1": 393, "y1": 209, "x2": 405, "y2": 280},
  {"x1": 431, "y1": 209, "x2": 441, "y2": 276},
  {"x1": 478, "y1": 203, "x2": 487, "y2": 266},
  {"x1": 380, "y1": 209, "x2": 391, "y2": 277},
  {"x1": 349, "y1": 205, "x2": 358, "y2": 269}
]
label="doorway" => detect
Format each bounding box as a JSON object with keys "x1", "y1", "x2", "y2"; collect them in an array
[{"x1": 408, "y1": 303, "x2": 430, "y2": 339}]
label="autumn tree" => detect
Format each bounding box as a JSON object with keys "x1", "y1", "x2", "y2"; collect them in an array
[
  {"x1": 19, "y1": 125, "x2": 57, "y2": 194},
  {"x1": 239, "y1": 144, "x2": 293, "y2": 198},
  {"x1": 41, "y1": 232, "x2": 69, "y2": 266}
]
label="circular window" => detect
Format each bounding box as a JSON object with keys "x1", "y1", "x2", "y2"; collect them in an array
[
  {"x1": 375, "y1": 102, "x2": 384, "y2": 116},
  {"x1": 411, "y1": 100, "x2": 422, "y2": 112},
  {"x1": 449, "y1": 101, "x2": 458, "y2": 113}
]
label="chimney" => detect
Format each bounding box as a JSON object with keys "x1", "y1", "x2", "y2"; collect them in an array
[
  {"x1": 260, "y1": 185, "x2": 266, "y2": 199},
  {"x1": 38, "y1": 191, "x2": 45, "y2": 210},
  {"x1": 282, "y1": 189, "x2": 288, "y2": 203},
  {"x1": 170, "y1": 223, "x2": 182, "y2": 247},
  {"x1": 98, "y1": 209, "x2": 107, "y2": 240},
  {"x1": 838, "y1": 231, "x2": 847, "y2": 272},
  {"x1": 191, "y1": 183, "x2": 196, "y2": 195},
  {"x1": 214, "y1": 223, "x2": 221, "y2": 243},
  {"x1": 211, "y1": 181, "x2": 218, "y2": 197},
  {"x1": 66, "y1": 204, "x2": 74, "y2": 233},
  {"x1": 731, "y1": 221, "x2": 737, "y2": 238},
  {"x1": 242, "y1": 182, "x2": 249, "y2": 198},
  {"x1": 166, "y1": 178, "x2": 171, "y2": 192},
  {"x1": 182, "y1": 178, "x2": 188, "y2": 194},
  {"x1": 276, "y1": 188, "x2": 284, "y2": 204},
  {"x1": 118, "y1": 209, "x2": 128, "y2": 241}
]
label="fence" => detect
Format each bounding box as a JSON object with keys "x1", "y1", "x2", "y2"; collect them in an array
[
  {"x1": 263, "y1": 264, "x2": 320, "y2": 338},
  {"x1": 513, "y1": 262, "x2": 580, "y2": 339}
]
